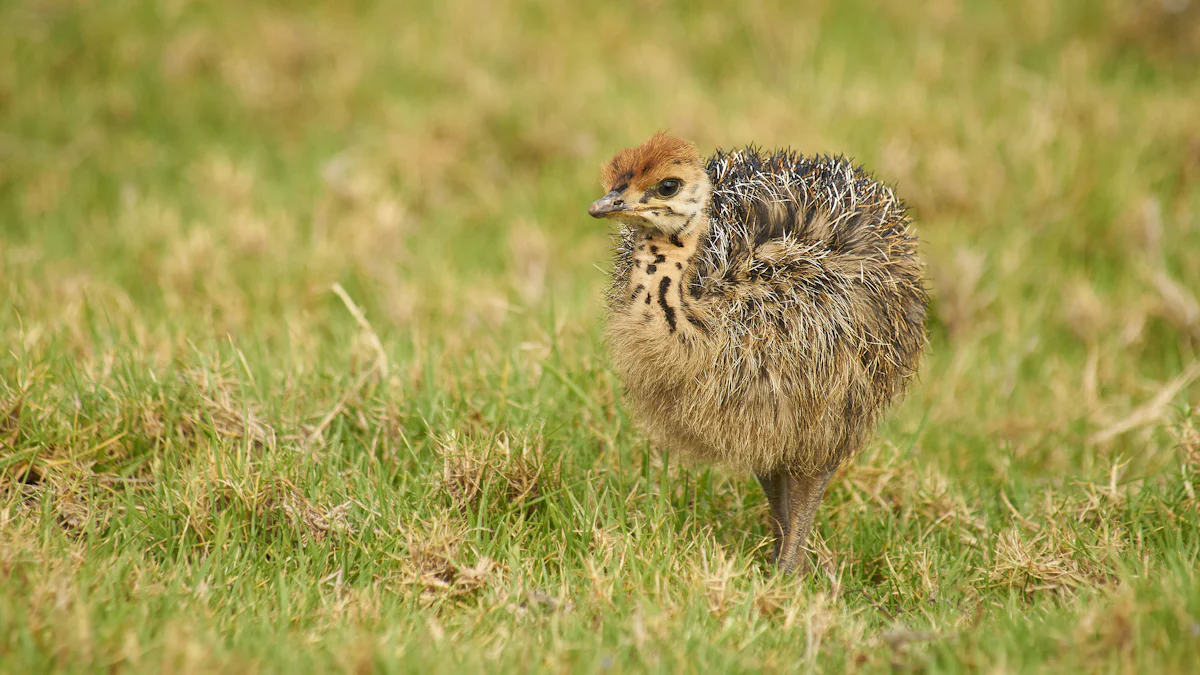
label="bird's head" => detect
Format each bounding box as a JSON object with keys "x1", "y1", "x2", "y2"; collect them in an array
[{"x1": 589, "y1": 132, "x2": 711, "y2": 234}]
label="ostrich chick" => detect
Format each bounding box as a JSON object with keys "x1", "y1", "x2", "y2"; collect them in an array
[{"x1": 590, "y1": 133, "x2": 926, "y2": 573}]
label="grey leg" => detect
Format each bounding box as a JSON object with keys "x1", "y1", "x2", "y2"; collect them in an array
[
  {"x1": 775, "y1": 467, "x2": 837, "y2": 574},
  {"x1": 756, "y1": 472, "x2": 788, "y2": 562}
]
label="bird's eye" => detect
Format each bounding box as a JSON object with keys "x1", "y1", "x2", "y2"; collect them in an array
[{"x1": 657, "y1": 179, "x2": 681, "y2": 197}]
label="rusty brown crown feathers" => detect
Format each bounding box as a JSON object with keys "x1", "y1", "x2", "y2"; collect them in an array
[{"x1": 600, "y1": 132, "x2": 703, "y2": 193}]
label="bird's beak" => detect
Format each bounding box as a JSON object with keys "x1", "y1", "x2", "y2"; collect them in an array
[{"x1": 588, "y1": 190, "x2": 627, "y2": 218}]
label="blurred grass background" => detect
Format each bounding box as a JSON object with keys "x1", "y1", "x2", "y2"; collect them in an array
[{"x1": 1, "y1": 0, "x2": 1199, "y2": 672}]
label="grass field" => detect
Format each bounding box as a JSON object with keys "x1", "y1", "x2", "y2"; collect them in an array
[{"x1": 2, "y1": 0, "x2": 1199, "y2": 671}]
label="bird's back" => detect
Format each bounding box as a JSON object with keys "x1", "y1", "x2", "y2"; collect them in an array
[
  {"x1": 696, "y1": 146, "x2": 914, "y2": 293},
  {"x1": 691, "y1": 148, "x2": 925, "y2": 401}
]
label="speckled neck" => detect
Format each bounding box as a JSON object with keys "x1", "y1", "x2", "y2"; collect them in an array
[{"x1": 624, "y1": 213, "x2": 708, "y2": 334}]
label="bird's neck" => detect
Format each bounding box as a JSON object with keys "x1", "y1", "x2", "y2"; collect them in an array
[{"x1": 625, "y1": 213, "x2": 709, "y2": 334}]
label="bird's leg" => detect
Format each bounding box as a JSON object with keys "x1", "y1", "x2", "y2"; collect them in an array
[
  {"x1": 775, "y1": 466, "x2": 838, "y2": 575},
  {"x1": 756, "y1": 472, "x2": 788, "y2": 562}
]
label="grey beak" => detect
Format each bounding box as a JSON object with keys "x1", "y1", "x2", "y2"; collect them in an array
[{"x1": 589, "y1": 190, "x2": 627, "y2": 218}]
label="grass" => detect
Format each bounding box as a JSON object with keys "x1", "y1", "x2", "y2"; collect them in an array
[{"x1": 1, "y1": 0, "x2": 1199, "y2": 671}]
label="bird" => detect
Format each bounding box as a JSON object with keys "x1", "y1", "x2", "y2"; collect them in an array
[{"x1": 589, "y1": 132, "x2": 927, "y2": 574}]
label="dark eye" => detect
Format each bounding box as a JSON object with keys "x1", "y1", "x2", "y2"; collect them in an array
[{"x1": 657, "y1": 179, "x2": 681, "y2": 197}]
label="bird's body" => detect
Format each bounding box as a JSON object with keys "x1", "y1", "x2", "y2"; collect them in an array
[{"x1": 591, "y1": 133, "x2": 926, "y2": 573}]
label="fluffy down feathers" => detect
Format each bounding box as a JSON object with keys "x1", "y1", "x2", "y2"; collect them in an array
[{"x1": 605, "y1": 146, "x2": 926, "y2": 475}]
